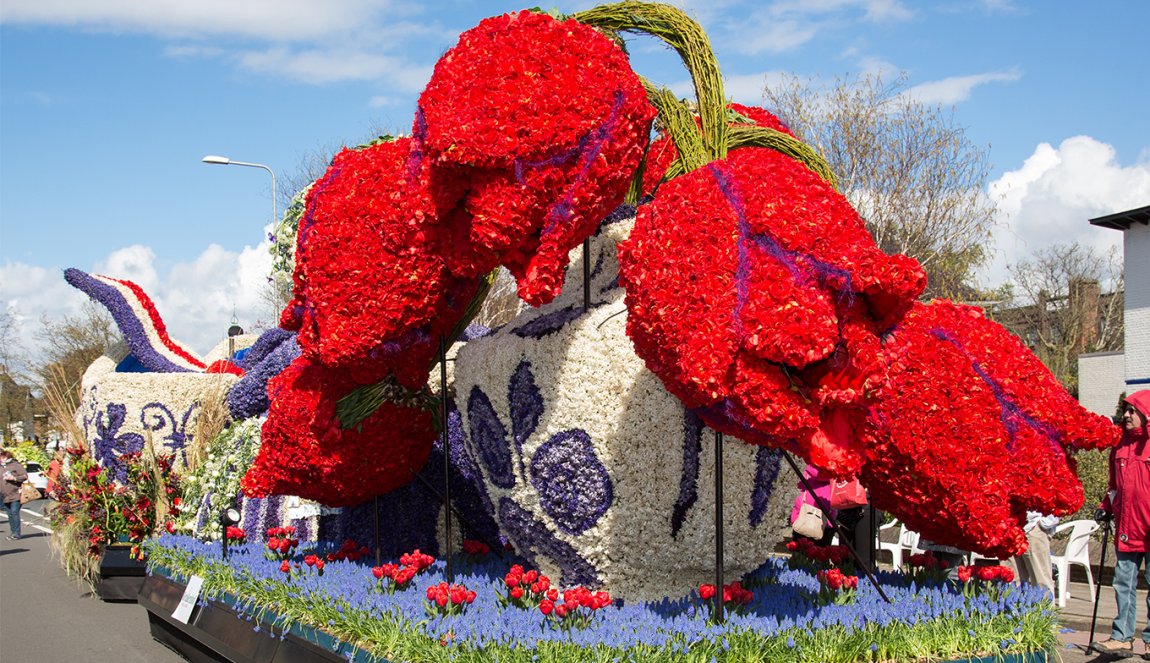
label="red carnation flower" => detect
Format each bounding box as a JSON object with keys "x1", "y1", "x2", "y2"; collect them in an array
[
  {"x1": 241, "y1": 356, "x2": 436, "y2": 506},
  {"x1": 619, "y1": 146, "x2": 925, "y2": 474},
  {"x1": 862, "y1": 300, "x2": 1120, "y2": 558},
  {"x1": 281, "y1": 137, "x2": 480, "y2": 387},
  {"x1": 416, "y1": 10, "x2": 656, "y2": 306}
]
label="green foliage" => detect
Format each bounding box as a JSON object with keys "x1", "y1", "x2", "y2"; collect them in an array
[
  {"x1": 48, "y1": 446, "x2": 180, "y2": 586},
  {"x1": 1069, "y1": 448, "x2": 1110, "y2": 523},
  {"x1": 4, "y1": 440, "x2": 50, "y2": 467}
]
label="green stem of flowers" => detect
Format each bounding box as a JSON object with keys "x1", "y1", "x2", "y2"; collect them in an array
[{"x1": 576, "y1": 1, "x2": 727, "y2": 170}]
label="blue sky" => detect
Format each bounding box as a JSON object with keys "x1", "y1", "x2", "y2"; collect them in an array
[{"x1": 2, "y1": 0, "x2": 1149, "y2": 360}]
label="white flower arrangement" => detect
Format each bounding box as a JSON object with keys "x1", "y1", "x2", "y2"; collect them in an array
[
  {"x1": 78, "y1": 367, "x2": 239, "y2": 469},
  {"x1": 454, "y1": 212, "x2": 798, "y2": 600},
  {"x1": 178, "y1": 416, "x2": 324, "y2": 542},
  {"x1": 179, "y1": 416, "x2": 264, "y2": 539}
]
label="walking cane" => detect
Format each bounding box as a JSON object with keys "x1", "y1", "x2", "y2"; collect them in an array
[{"x1": 1087, "y1": 518, "x2": 1112, "y2": 651}]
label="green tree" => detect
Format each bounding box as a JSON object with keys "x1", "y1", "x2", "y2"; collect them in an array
[{"x1": 763, "y1": 73, "x2": 996, "y2": 299}]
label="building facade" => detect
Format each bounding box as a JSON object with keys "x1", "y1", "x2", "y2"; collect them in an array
[{"x1": 1081, "y1": 205, "x2": 1150, "y2": 413}]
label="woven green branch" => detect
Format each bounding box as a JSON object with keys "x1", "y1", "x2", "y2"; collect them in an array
[
  {"x1": 643, "y1": 81, "x2": 707, "y2": 175},
  {"x1": 728, "y1": 125, "x2": 840, "y2": 189},
  {"x1": 576, "y1": 1, "x2": 727, "y2": 168}
]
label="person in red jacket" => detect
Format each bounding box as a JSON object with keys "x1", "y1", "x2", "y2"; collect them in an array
[{"x1": 1093, "y1": 389, "x2": 1150, "y2": 657}]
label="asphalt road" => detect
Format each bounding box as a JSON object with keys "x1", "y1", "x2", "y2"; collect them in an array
[{"x1": 0, "y1": 499, "x2": 185, "y2": 662}]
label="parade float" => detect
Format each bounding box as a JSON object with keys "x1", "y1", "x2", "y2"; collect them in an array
[{"x1": 54, "y1": 2, "x2": 1119, "y2": 660}]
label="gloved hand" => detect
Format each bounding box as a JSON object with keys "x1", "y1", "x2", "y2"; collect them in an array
[{"x1": 1094, "y1": 508, "x2": 1112, "y2": 523}]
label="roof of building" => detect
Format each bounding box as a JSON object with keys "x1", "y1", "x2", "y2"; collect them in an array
[{"x1": 1089, "y1": 205, "x2": 1150, "y2": 231}]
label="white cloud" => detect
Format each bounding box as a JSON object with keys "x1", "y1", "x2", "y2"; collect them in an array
[
  {"x1": 979, "y1": 136, "x2": 1150, "y2": 288},
  {"x1": 860, "y1": 0, "x2": 914, "y2": 22},
  {"x1": 369, "y1": 95, "x2": 398, "y2": 108},
  {"x1": 664, "y1": 70, "x2": 791, "y2": 107},
  {"x1": 723, "y1": 71, "x2": 794, "y2": 105},
  {"x1": 721, "y1": 0, "x2": 913, "y2": 56},
  {"x1": 1, "y1": 236, "x2": 278, "y2": 370},
  {"x1": 163, "y1": 44, "x2": 227, "y2": 59},
  {"x1": 96, "y1": 245, "x2": 160, "y2": 292},
  {"x1": 5, "y1": 0, "x2": 444, "y2": 94},
  {"x1": 856, "y1": 56, "x2": 900, "y2": 80},
  {"x1": 763, "y1": 0, "x2": 913, "y2": 21},
  {"x1": 238, "y1": 47, "x2": 424, "y2": 87},
  {"x1": 729, "y1": 18, "x2": 820, "y2": 54},
  {"x1": 979, "y1": 0, "x2": 1022, "y2": 13},
  {"x1": 902, "y1": 69, "x2": 1022, "y2": 105},
  {"x1": 1, "y1": 0, "x2": 400, "y2": 42}
]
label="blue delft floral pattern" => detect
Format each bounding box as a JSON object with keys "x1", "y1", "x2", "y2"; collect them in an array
[
  {"x1": 91, "y1": 402, "x2": 145, "y2": 483},
  {"x1": 465, "y1": 359, "x2": 611, "y2": 585}
]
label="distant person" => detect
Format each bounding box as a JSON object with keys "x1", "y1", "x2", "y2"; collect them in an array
[
  {"x1": 1, "y1": 449, "x2": 29, "y2": 541},
  {"x1": 1008, "y1": 511, "x2": 1058, "y2": 596},
  {"x1": 791, "y1": 464, "x2": 835, "y2": 546},
  {"x1": 1092, "y1": 390, "x2": 1150, "y2": 657},
  {"x1": 45, "y1": 449, "x2": 64, "y2": 498}
]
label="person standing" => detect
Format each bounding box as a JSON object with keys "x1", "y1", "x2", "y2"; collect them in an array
[
  {"x1": 1008, "y1": 511, "x2": 1058, "y2": 596},
  {"x1": 1, "y1": 449, "x2": 29, "y2": 540},
  {"x1": 1092, "y1": 390, "x2": 1150, "y2": 657},
  {"x1": 791, "y1": 464, "x2": 836, "y2": 546}
]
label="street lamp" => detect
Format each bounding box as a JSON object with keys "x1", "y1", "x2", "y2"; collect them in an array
[{"x1": 201, "y1": 155, "x2": 278, "y2": 224}]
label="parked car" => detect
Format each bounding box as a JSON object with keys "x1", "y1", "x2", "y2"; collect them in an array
[{"x1": 24, "y1": 462, "x2": 48, "y2": 492}]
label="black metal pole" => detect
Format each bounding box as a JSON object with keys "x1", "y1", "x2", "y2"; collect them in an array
[
  {"x1": 408, "y1": 468, "x2": 504, "y2": 561},
  {"x1": 440, "y1": 335, "x2": 453, "y2": 582},
  {"x1": 714, "y1": 430, "x2": 724, "y2": 623},
  {"x1": 1087, "y1": 520, "x2": 1112, "y2": 650},
  {"x1": 373, "y1": 495, "x2": 382, "y2": 567},
  {"x1": 583, "y1": 239, "x2": 591, "y2": 312},
  {"x1": 221, "y1": 514, "x2": 229, "y2": 561},
  {"x1": 781, "y1": 452, "x2": 891, "y2": 603}
]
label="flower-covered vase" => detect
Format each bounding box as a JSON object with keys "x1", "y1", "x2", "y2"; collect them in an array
[
  {"x1": 454, "y1": 209, "x2": 798, "y2": 600},
  {"x1": 78, "y1": 355, "x2": 240, "y2": 479}
]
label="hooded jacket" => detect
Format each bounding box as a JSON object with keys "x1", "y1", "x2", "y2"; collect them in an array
[
  {"x1": 1102, "y1": 390, "x2": 1150, "y2": 553},
  {"x1": 1, "y1": 456, "x2": 29, "y2": 504}
]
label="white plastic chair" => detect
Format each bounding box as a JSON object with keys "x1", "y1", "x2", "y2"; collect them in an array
[
  {"x1": 877, "y1": 520, "x2": 922, "y2": 568},
  {"x1": 1050, "y1": 519, "x2": 1099, "y2": 607}
]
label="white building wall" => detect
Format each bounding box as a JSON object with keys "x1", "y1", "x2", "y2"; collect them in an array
[
  {"x1": 1126, "y1": 223, "x2": 1150, "y2": 390},
  {"x1": 1079, "y1": 351, "x2": 1126, "y2": 416}
]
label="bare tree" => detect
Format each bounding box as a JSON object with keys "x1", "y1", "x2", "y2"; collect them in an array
[
  {"x1": 35, "y1": 302, "x2": 118, "y2": 425},
  {"x1": 473, "y1": 268, "x2": 523, "y2": 329},
  {"x1": 0, "y1": 305, "x2": 27, "y2": 379},
  {"x1": 997, "y1": 243, "x2": 1124, "y2": 393},
  {"x1": 764, "y1": 73, "x2": 996, "y2": 299}
]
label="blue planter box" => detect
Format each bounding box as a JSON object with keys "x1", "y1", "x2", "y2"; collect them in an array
[
  {"x1": 138, "y1": 573, "x2": 382, "y2": 663},
  {"x1": 138, "y1": 572, "x2": 1049, "y2": 663}
]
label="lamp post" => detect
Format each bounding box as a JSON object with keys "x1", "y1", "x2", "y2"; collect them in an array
[
  {"x1": 201, "y1": 155, "x2": 278, "y2": 224},
  {"x1": 227, "y1": 318, "x2": 245, "y2": 361}
]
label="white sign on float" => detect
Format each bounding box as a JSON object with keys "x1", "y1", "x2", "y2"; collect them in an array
[{"x1": 171, "y1": 574, "x2": 205, "y2": 624}]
